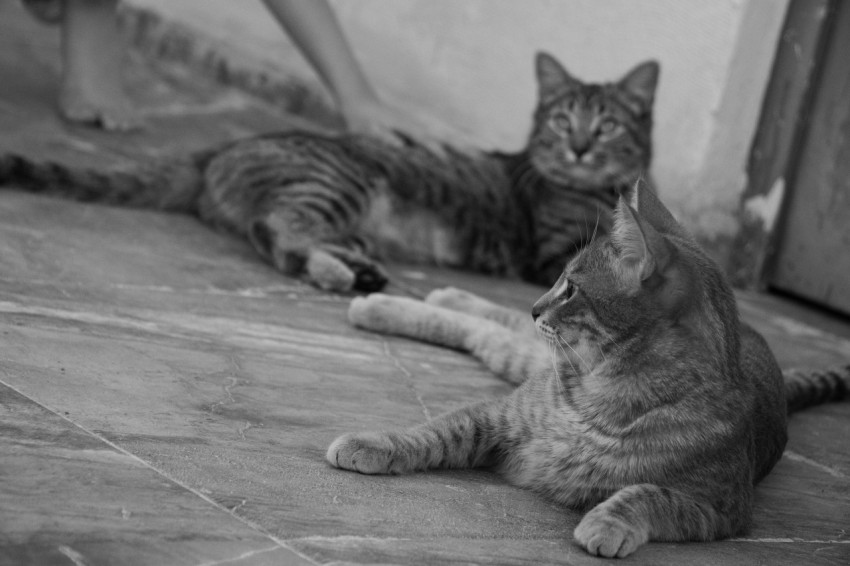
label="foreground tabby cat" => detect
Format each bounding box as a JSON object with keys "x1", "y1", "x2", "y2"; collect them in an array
[
  {"x1": 328, "y1": 184, "x2": 850, "y2": 558},
  {"x1": 0, "y1": 53, "x2": 657, "y2": 291}
]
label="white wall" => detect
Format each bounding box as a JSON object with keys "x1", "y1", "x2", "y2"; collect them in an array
[{"x1": 129, "y1": 0, "x2": 789, "y2": 249}]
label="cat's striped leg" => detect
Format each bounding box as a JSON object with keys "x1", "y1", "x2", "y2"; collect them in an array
[
  {"x1": 327, "y1": 400, "x2": 502, "y2": 474},
  {"x1": 246, "y1": 204, "x2": 386, "y2": 292},
  {"x1": 426, "y1": 287, "x2": 536, "y2": 335},
  {"x1": 574, "y1": 483, "x2": 741, "y2": 558},
  {"x1": 349, "y1": 294, "x2": 485, "y2": 349},
  {"x1": 349, "y1": 294, "x2": 549, "y2": 384}
]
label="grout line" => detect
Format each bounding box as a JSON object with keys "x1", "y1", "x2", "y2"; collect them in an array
[
  {"x1": 57, "y1": 545, "x2": 90, "y2": 566},
  {"x1": 193, "y1": 545, "x2": 281, "y2": 566},
  {"x1": 784, "y1": 449, "x2": 848, "y2": 479},
  {"x1": 729, "y1": 538, "x2": 850, "y2": 544},
  {"x1": 380, "y1": 338, "x2": 433, "y2": 421},
  {"x1": 0, "y1": 376, "x2": 320, "y2": 566},
  {"x1": 290, "y1": 535, "x2": 411, "y2": 543}
]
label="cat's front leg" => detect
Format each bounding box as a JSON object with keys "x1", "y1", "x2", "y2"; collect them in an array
[
  {"x1": 426, "y1": 287, "x2": 536, "y2": 335},
  {"x1": 574, "y1": 483, "x2": 740, "y2": 558},
  {"x1": 349, "y1": 294, "x2": 548, "y2": 384},
  {"x1": 349, "y1": 293, "x2": 490, "y2": 350},
  {"x1": 327, "y1": 400, "x2": 502, "y2": 474}
]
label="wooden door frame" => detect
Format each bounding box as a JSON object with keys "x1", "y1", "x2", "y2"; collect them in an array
[{"x1": 729, "y1": 0, "x2": 839, "y2": 288}]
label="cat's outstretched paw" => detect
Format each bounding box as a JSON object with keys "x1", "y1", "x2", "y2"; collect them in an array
[
  {"x1": 327, "y1": 432, "x2": 397, "y2": 474},
  {"x1": 348, "y1": 294, "x2": 423, "y2": 334},
  {"x1": 59, "y1": 84, "x2": 144, "y2": 132},
  {"x1": 574, "y1": 508, "x2": 648, "y2": 558}
]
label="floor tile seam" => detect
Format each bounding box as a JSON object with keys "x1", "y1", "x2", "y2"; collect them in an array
[
  {"x1": 727, "y1": 538, "x2": 850, "y2": 544},
  {"x1": 782, "y1": 449, "x2": 848, "y2": 479},
  {"x1": 0, "y1": 376, "x2": 321, "y2": 566},
  {"x1": 379, "y1": 336, "x2": 433, "y2": 421}
]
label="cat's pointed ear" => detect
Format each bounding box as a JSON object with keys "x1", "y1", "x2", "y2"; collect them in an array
[
  {"x1": 625, "y1": 179, "x2": 689, "y2": 239},
  {"x1": 613, "y1": 195, "x2": 671, "y2": 282},
  {"x1": 536, "y1": 52, "x2": 580, "y2": 101},
  {"x1": 618, "y1": 60, "x2": 659, "y2": 113}
]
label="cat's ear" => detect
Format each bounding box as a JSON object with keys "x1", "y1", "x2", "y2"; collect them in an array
[
  {"x1": 618, "y1": 60, "x2": 659, "y2": 113},
  {"x1": 626, "y1": 179, "x2": 689, "y2": 239},
  {"x1": 613, "y1": 195, "x2": 671, "y2": 282},
  {"x1": 535, "y1": 52, "x2": 580, "y2": 102}
]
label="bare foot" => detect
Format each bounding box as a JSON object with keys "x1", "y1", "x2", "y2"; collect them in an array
[
  {"x1": 59, "y1": 81, "x2": 142, "y2": 131},
  {"x1": 59, "y1": 0, "x2": 143, "y2": 131}
]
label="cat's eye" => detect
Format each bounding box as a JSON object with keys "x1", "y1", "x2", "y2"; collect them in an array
[
  {"x1": 565, "y1": 280, "x2": 577, "y2": 300},
  {"x1": 558, "y1": 278, "x2": 577, "y2": 301},
  {"x1": 550, "y1": 113, "x2": 572, "y2": 133},
  {"x1": 597, "y1": 119, "x2": 620, "y2": 136}
]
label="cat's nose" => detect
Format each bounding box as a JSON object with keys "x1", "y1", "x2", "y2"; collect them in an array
[
  {"x1": 570, "y1": 136, "x2": 591, "y2": 157},
  {"x1": 531, "y1": 303, "x2": 543, "y2": 321},
  {"x1": 532, "y1": 293, "x2": 554, "y2": 320}
]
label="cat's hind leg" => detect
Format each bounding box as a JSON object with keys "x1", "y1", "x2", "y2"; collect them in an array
[
  {"x1": 350, "y1": 294, "x2": 548, "y2": 384},
  {"x1": 247, "y1": 204, "x2": 387, "y2": 293},
  {"x1": 306, "y1": 244, "x2": 388, "y2": 293},
  {"x1": 201, "y1": 139, "x2": 387, "y2": 292},
  {"x1": 327, "y1": 400, "x2": 502, "y2": 474},
  {"x1": 426, "y1": 287, "x2": 535, "y2": 334}
]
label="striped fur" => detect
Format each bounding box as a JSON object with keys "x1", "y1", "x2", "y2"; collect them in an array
[
  {"x1": 0, "y1": 53, "x2": 657, "y2": 292},
  {"x1": 332, "y1": 184, "x2": 848, "y2": 558},
  {"x1": 785, "y1": 365, "x2": 850, "y2": 413}
]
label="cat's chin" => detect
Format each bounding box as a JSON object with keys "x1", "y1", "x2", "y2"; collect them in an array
[{"x1": 540, "y1": 167, "x2": 611, "y2": 190}]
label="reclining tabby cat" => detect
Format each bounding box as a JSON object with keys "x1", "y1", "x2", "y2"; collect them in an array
[
  {"x1": 0, "y1": 53, "x2": 658, "y2": 292},
  {"x1": 330, "y1": 184, "x2": 850, "y2": 558}
]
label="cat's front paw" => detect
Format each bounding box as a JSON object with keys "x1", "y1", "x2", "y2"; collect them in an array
[
  {"x1": 574, "y1": 508, "x2": 648, "y2": 558},
  {"x1": 348, "y1": 294, "x2": 421, "y2": 334},
  {"x1": 326, "y1": 432, "x2": 397, "y2": 474}
]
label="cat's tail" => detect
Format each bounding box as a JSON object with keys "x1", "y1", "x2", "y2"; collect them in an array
[
  {"x1": 784, "y1": 364, "x2": 850, "y2": 414},
  {"x1": 0, "y1": 150, "x2": 212, "y2": 213}
]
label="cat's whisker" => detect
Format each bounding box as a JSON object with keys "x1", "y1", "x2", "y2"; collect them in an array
[
  {"x1": 548, "y1": 342, "x2": 565, "y2": 396},
  {"x1": 582, "y1": 214, "x2": 590, "y2": 249},
  {"x1": 513, "y1": 164, "x2": 539, "y2": 194},
  {"x1": 590, "y1": 207, "x2": 601, "y2": 244},
  {"x1": 553, "y1": 334, "x2": 579, "y2": 377},
  {"x1": 558, "y1": 335, "x2": 592, "y2": 374},
  {"x1": 507, "y1": 157, "x2": 533, "y2": 184},
  {"x1": 596, "y1": 326, "x2": 622, "y2": 355},
  {"x1": 596, "y1": 345, "x2": 608, "y2": 364},
  {"x1": 510, "y1": 162, "x2": 531, "y2": 182}
]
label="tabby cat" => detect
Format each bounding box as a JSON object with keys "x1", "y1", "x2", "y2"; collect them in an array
[
  {"x1": 0, "y1": 53, "x2": 658, "y2": 292},
  {"x1": 328, "y1": 183, "x2": 850, "y2": 558}
]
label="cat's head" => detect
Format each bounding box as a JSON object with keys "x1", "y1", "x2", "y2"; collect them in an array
[
  {"x1": 531, "y1": 183, "x2": 735, "y2": 370},
  {"x1": 527, "y1": 53, "x2": 658, "y2": 190}
]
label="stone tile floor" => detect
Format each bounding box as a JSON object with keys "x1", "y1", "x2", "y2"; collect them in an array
[{"x1": 0, "y1": 3, "x2": 848, "y2": 565}]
